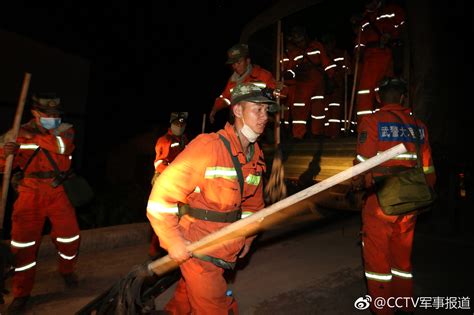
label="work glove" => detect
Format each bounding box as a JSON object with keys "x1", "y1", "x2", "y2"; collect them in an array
[{"x1": 3, "y1": 142, "x2": 19, "y2": 157}]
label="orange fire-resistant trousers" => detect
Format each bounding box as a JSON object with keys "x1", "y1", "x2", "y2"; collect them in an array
[
  {"x1": 291, "y1": 80, "x2": 326, "y2": 139},
  {"x1": 361, "y1": 195, "x2": 416, "y2": 315},
  {"x1": 10, "y1": 190, "x2": 80, "y2": 298},
  {"x1": 165, "y1": 257, "x2": 238, "y2": 315},
  {"x1": 356, "y1": 47, "x2": 393, "y2": 130}
]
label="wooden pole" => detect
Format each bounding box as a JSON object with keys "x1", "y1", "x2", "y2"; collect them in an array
[
  {"x1": 201, "y1": 113, "x2": 206, "y2": 134},
  {"x1": 347, "y1": 28, "x2": 362, "y2": 133},
  {"x1": 1, "y1": 73, "x2": 32, "y2": 230},
  {"x1": 274, "y1": 20, "x2": 282, "y2": 146},
  {"x1": 148, "y1": 143, "x2": 407, "y2": 276}
]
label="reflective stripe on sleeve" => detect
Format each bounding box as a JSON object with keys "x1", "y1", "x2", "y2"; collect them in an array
[
  {"x1": 56, "y1": 136, "x2": 66, "y2": 154},
  {"x1": 147, "y1": 200, "x2": 179, "y2": 216}
]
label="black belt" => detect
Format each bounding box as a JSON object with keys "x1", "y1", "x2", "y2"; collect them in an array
[
  {"x1": 25, "y1": 171, "x2": 56, "y2": 179},
  {"x1": 372, "y1": 165, "x2": 411, "y2": 176},
  {"x1": 179, "y1": 204, "x2": 242, "y2": 223}
]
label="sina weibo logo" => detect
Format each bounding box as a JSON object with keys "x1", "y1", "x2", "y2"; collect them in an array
[{"x1": 354, "y1": 295, "x2": 372, "y2": 310}]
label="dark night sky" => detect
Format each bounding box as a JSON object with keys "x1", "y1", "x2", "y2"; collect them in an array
[{"x1": 0, "y1": 1, "x2": 365, "y2": 134}]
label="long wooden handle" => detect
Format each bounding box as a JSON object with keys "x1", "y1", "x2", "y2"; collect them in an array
[
  {"x1": 347, "y1": 28, "x2": 362, "y2": 132},
  {"x1": 148, "y1": 143, "x2": 407, "y2": 276},
  {"x1": 1, "y1": 73, "x2": 32, "y2": 229},
  {"x1": 274, "y1": 20, "x2": 282, "y2": 146}
]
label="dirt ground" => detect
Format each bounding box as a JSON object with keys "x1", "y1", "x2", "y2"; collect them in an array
[{"x1": 1, "y1": 211, "x2": 473, "y2": 315}]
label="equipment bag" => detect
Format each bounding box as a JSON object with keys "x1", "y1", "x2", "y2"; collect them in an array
[
  {"x1": 42, "y1": 149, "x2": 94, "y2": 207},
  {"x1": 374, "y1": 166, "x2": 435, "y2": 215},
  {"x1": 374, "y1": 113, "x2": 435, "y2": 215}
]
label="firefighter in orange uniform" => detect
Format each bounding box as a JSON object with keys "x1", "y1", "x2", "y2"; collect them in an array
[
  {"x1": 354, "y1": 0, "x2": 406, "y2": 130},
  {"x1": 353, "y1": 78, "x2": 436, "y2": 315},
  {"x1": 147, "y1": 83, "x2": 278, "y2": 314},
  {"x1": 209, "y1": 43, "x2": 278, "y2": 125},
  {"x1": 149, "y1": 112, "x2": 189, "y2": 258},
  {"x1": 284, "y1": 26, "x2": 335, "y2": 139},
  {"x1": 0, "y1": 93, "x2": 81, "y2": 314}
]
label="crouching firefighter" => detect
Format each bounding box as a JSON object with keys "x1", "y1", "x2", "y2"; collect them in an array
[{"x1": 146, "y1": 82, "x2": 279, "y2": 314}]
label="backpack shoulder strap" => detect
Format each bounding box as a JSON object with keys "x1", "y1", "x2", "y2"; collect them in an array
[{"x1": 218, "y1": 134, "x2": 244, "y2": 197}]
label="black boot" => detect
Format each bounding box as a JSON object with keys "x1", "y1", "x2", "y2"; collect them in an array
[
  {"x1": 6, "y1": 295, "x2": 30, "y2": 314},
  {"x1": 62, "y1": 272, "x2": 79, "y2": 288}
]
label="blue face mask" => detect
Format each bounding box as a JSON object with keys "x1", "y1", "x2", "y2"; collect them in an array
[{"x1": 40, "y1": 117, "x2": 61, "y2": 130}]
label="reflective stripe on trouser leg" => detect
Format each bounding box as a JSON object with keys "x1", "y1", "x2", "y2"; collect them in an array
[
  {"x1": 291, "y1": 81, "x2": 316, "y2": 139},
  {"x1": 356, "y1": 48, "x2": 393, "y2": 131},
  {"x1": 390, "y1": 215, "x2": 416, "y2": 311},
  {"x1": 310, "y1": 80, "x2": 326, "y2": 136},
  {"x1": 361, "y1": 195, "x2": 393, "y2": 314},
  {"x1": 49, "y1": 191, "x2": 81, "y2": 274},
  {"x1": 10, "y1": 191, "x2": 45, "y2": 298}
]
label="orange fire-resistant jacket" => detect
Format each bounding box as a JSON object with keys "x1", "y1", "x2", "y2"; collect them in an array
[
  {"x1": 359, "y1": 4, "x2": 405, "y2": 47},
  {"x1": 355, "y1": 104, "x2": 436, "y2": 221},
  {"x1": 0, "y1": 119, "x2": 74, "y2": 192},
  {"x1": 154, "y1": 129, "x2": 189, "y2": 174},
  {"x1": 285, "y1": 40, "x2": 335, "y2": 82},
  {"x1": 213, "y1": 64, "x2": 276, "y2": 113},
  {"x1": 147, "y1": 123, "x2": 266, "y2": 262}
]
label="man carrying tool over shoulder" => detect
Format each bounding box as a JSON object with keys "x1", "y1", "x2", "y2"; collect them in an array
[
  {"x1": 147, "y1": 82, "x2": 279, "y2": 314},
  {"x1": 0, "y1": 93, "x2": 81, "y2": 314}
]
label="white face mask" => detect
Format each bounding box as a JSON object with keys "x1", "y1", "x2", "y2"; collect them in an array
[
  {"x1": 171, "y1": 124, "x2": 185, "y2": 136},
  {"x1": 240, "y1": 117, "x2": 260, "y2": 143}
]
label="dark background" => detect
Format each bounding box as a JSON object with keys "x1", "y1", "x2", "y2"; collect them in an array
[{"x1": 1, "y1": 0, "x2": 471, "y2": 231}]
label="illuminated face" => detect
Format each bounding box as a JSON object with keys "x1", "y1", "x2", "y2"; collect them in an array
[
  {"x1": 231, "y1": 57, "x2": 250, "y2": 76},
  {"x1": 241, "y1": 102, "x2": 269, "y2": 134}
]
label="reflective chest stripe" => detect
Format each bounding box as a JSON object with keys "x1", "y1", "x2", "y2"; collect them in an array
[
  {"x1": 170, "y1": 142, "x2": 180, "y2": 148},
  {"x1": 205, "y1": 167, "x2": 237, "y2": 180},
  {"x1": 20, "y1": 143, "x2": 39, "y2": 150}
]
